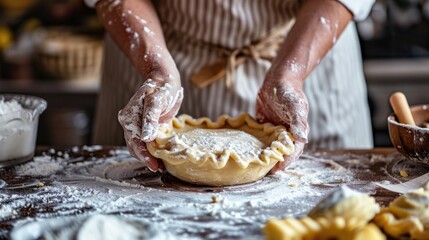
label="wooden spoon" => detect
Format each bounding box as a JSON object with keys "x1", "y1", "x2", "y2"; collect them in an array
[{"x1": 389, "y1": 92, "x2": 416, "y2": 126}]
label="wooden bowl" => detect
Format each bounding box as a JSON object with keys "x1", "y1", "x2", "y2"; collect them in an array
[{"x1": 388, "y1": 105, "x2": 429, "y2": 164}]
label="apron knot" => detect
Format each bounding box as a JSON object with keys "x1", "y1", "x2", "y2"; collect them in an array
[{"x1": 190, "y1": 21, "x2": 294, "y2": 90}]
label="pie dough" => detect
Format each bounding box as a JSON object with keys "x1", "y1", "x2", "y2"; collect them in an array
[
  {"x1": 263, "y1": 186, "x2": 384, "y2": 240},
  {"x1": 373, "y1": 183, "x2": 429, "y2": 239},
  {"x1": 264, "y1": 216, "x2": 385, "y2": 240},
  {"x1": 147, "y1": 113, "x2": 295, "y2": 186},
  {"x1": 308, "y1": 186, "x2": 380, "y2": 226}
]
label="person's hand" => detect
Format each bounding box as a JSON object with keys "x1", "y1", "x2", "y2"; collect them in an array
[
  {"x1": 256, "y1": 72, "x2": 309, "y2": 173},
  {"x1": 118, "y1": 68, "x2": 183, "y2": 172}
]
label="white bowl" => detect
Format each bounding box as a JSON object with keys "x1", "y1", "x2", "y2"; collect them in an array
[{"x1": 0, "y1": 94, "x2": 47, "y2": 167}]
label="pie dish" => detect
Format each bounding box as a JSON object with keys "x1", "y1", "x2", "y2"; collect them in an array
[{"x1": 146, "y1": 113, "x2": 295, "y2": 186}]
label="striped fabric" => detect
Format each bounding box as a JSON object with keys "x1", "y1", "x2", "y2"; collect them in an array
[{"x1": 93, "y1": 0, "x2": 373, "y2": 149}]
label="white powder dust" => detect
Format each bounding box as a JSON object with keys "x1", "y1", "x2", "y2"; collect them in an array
[
  {"x1": 10, "y1": 214, "x2": 174, "y2": 240},
  {"x1": 14, "y1": 155, "x2": 62, "y2": 176},
  {"x1": 0, "y1": 148, "x2": 404, "y2": 239},
  {"x1": 320, "y1": 16, "x2": 328, "y2": 25}
]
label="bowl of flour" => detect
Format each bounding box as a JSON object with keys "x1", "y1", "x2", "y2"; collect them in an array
[{"x1": 0, "y1": 94, "x2": 47, "y2": 167}]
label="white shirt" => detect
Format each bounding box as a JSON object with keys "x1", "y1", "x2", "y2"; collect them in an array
[{"x1": 85, "y1": 0, "x2": 375, "y2": 22}]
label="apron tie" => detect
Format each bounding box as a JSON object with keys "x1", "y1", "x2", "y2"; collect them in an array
[{"x1": 190, "y1": 21, "x2": 294, "y2": 89}]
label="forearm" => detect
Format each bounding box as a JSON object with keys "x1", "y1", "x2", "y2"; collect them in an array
[
  {"x1": 271, "y1": 0, "x2": 353, "y2": 86},
  {"x1": 95, "y1": 0, "x2": 173, "y2": 77}
]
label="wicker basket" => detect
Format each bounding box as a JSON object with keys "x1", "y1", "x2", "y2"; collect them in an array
[{"x1": 37, "y1": 28, "x2": 103, "y2": 81}]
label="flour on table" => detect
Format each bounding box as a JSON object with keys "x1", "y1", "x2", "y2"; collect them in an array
[
  {"x1": 10, "y1": 214, "x2": 172, "y2": 240},
  {"x1": 0, "y1": 148, "x2": 395, "y2": 239},
  {"x1": 15, "y1": 155, "x2": 63, "y2": 176}
]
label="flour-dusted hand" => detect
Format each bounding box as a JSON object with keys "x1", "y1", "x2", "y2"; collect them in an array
[
  {"x1": 118, "y1": 72, "x2": 183, "y2": 172},
  {"x1": 257, "y1": 75, "x2": 309, "y2": 172}
]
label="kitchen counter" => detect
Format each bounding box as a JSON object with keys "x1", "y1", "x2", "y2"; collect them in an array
[{"x1": 0, "y1": 147, "x2": 426, "y2": 239}]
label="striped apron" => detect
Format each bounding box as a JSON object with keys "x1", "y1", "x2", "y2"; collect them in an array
[{"x1": 93, "y1": 0, "x2": 373, "y2": 149}]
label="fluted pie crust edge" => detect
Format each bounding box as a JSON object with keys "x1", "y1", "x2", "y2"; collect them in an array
[{"x1": 147, "y1": 113, "x2": 295, "y2": 186}]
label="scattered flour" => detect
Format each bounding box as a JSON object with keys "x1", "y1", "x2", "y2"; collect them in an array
[
  {"x1": 14, "y1": 155, "x2": 63, "y2": 177},
  {"x1": 0, "y1": 149, "x2": 396, "y2": 239},
  {"x1": 82, "y1": 145, "x2": 103, "y2": 152},
  {"x1": 10, "y1": 214, "x2": 173, "y2": 240}
]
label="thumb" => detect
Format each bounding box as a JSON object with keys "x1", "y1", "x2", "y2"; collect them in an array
[
  {"x1": 141, "y1": 94, "x2": 164, "y2": 142},
  {"x1": 270, "y1": 141, "x2": 305, "y2": 173}
]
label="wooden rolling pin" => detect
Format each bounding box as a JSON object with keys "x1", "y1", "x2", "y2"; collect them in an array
[{"x1": 389, "y1": 92, "x2": 416, "y2": 126}]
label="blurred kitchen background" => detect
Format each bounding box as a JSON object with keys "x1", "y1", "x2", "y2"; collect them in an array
[{"x1": 0, "y1": 0, "x2": 428, "y2": 147}]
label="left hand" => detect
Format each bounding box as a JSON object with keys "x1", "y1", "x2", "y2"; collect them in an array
[
  {"x1": 118, "y1": 75, "x2": 183, "y2": 172},
  {"x1": 256, "y1": 71, "x2": 309, "y2": 173}
]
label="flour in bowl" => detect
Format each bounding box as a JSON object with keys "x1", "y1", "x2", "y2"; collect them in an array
[{"x1": 0, "y1": 99, "x2": 35, "y2": 162}]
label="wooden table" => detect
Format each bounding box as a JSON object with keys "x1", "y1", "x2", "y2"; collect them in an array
[{"x1": 0, "y1": 147, "x2": 426, "y2": 239}]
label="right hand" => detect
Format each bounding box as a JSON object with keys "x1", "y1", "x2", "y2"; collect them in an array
[
  {"x1": 256, "y1": 70, "x2": 309, "y2": 173},
  {"x1": 118, "y1": 69, "x2": 183, "y2": 172}
]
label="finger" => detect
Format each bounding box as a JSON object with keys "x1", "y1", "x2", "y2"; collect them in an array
[
  {"x1": 131, "y1": 146, "x2": 161, "y2": 172},
  {"x1": 124, "y1": 129, "x2": 159, "y2": 170},
  {"x1": 288, "y1": 102, "x2": 309, "y2": 143},
  {"x1": 118, "y1": 87, "x2": 147, "y2": 138},
  {"x1": 284, "y1": 141, "x2": 305, "y2": 165},
  {"x1": 141, "y1": 93, "x2": 165, "y2": 142},
  {"x1": 270, "y1": 141, "x2": 305, "y2": 173},
  {"x1": 126, "y1": 145, "x2": 137, "y2": 158},
  {"x1": 146, "y1": 156, "x2": 160, "y2": 172},
  {"x1": 124, "y1": 130, "x2": 140, "y2": 159},
  {"x1": 159, "y1": 99, "x2": 180, "y2": 123},
  {"x1": 157, "y1": 160, "x2": 166, "y2": 171},
  {"x1": 159, "y1": 87, "x2": 183, "y2": 123},
  {"x1": 255, "y1": 95, "x2": 269, "y2": 123},
  {"x1": 119, "y1": 106, "x2": 143, "y2": 149},
  {"x1": 289, "y1": 116, "x2": 309, "y2": 143},
  {"x1": 128, "y1": 136, "x2": 161, "y2": 172}
]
